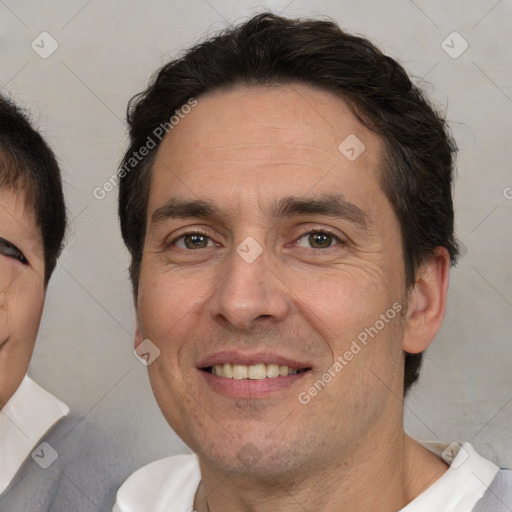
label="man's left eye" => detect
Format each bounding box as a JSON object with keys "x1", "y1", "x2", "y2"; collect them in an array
[
  {"x1": 174, "y1": 233, "x2": 216, "y2": 250},
  {"x1": 295, "y1": 231, "x2": 341, "y2": 249}
]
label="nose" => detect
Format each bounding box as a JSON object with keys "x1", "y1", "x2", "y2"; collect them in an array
[{"x1": 208, "y1": 242, "x2": 291, "y2": 330}]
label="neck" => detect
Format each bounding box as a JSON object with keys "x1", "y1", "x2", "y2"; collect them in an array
[{"x1": 194, "y1": 431, "x2": 448, "y2": 512}]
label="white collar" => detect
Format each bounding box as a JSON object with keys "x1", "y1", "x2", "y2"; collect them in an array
[
  {"x1": 0, "y1": 375, "x2": 69, "y2": 495},
  {"x1": 113, "y1": 441, "x2": 500, "y2": 512},
  {"x1": 403, "y1": 440, "x2": 500, "y2": 512}
]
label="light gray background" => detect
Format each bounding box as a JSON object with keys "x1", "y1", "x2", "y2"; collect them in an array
[{"x1": 1, "y1": 0, "x2": 511, "y2": 508}]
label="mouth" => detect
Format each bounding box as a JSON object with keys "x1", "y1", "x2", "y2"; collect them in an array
[
  {"x1": 197, "y1": 352, "x2": 312, "y2": 398},
  {"x1": 201, "y1": 363, "x2": 311, "y2": 380}
]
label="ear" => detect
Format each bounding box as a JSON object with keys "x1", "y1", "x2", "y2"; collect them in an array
[
  {"x1": 402, "y1": 247, "x2": 450, "y2": 354},
  {"x1": 133, "y1": 292, "x2": 144, "y2": 350}
]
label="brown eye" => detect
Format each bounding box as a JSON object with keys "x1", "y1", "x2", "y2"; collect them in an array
[
  {"x1": 173, "y1": 233, "x2": 215, "y2": 250},
  {"x1": 308, "y1": 232, "x2": 333, "y2": 248},
  {"x1": 295, "y1": 231, "x2": 340, "y2": 249},
  {"x1": 0, "y1": 237, "x2": 28, "y2": 264},
  {"x1": 184, "y1": 234, "x2": 209, "y2": 249}
]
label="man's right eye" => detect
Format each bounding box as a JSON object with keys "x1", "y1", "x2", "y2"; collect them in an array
[{"x1": 0, "y1": 237, "x2": 28, "y2": 264}]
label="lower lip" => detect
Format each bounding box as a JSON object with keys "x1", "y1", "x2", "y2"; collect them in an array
[{"x1": 199, "y1": 369, "x2": 308, "y2": 398}]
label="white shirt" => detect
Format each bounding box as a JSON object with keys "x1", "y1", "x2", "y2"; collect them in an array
[
  {"x1": 113, "y1": 441, "x2": 499, "y2": 512},
  {"x1": 0, "y1": 375, "x2": 69, "y2": 495}
]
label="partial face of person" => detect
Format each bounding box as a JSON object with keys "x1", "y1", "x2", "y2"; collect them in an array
[
  {"x1": 0, "y1": 188, "x2": 45, "y2": 409},
  {"x1": 136, "y1": 84, "x2": 413, "y2": 477}
]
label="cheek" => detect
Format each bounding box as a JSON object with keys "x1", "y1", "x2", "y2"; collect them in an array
[
  {"x1": 0, "y1": 280, "x2": 45, "y2": 407},
  {"x1": 0, "y1": 276, "x2": 44, "y2": 339},
  {"x1": 137, "y1": 270, "x2": 206, "y2": 359},
  {"x1": 287, "y1": 265, "x2": 397, "y2": 336},
  {"x1": 286, "y1": 267, "x2": 406, "y2": 396},
  {"x1": 138, "y1": 273, "x2": 203, "y2": 436}
]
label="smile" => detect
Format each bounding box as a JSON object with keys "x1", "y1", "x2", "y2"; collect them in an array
[{"x1": 204, "y1": 363, "x2": 310, "y2": 379}]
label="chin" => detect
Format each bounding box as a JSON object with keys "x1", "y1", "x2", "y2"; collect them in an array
[{"x1": 190, "y1": 431, "x2": 310, "y2": 481}]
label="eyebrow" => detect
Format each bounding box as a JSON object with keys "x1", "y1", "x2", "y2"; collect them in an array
[
  {"x1": 270, "y1": 194, "x2": 370, "y2": 228},
  {"x1": 151, "y1": 194, "x2": 370, "y2": 229},
  {"x1": 152, "y1": 199, "x2": 219, "y2": 224}
]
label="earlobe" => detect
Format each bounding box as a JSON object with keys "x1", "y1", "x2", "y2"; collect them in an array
[{"x1": 402, "y1": 247, "x2": 450, "y2": 354}]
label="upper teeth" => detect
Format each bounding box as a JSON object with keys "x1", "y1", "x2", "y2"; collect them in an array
[{"x1": 212, "y1": 363, "x2": 298, "y2": 379}]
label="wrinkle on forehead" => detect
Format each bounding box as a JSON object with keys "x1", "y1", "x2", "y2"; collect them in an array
[
  {"x1": 148, "y1": 84, "x2": 388, "y2": 234},
  {"x1": 157, "y1": 84, "x2": 383, "y2": 180}
]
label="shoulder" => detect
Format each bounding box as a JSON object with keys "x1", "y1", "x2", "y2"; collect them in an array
[
  {"x1": 0, "y1": 413, "x2": 71, "y2": 511},
  {"x1": 488, "y1": 468, "x2": 512, "y2": 493},
  {"x1": 0, "y1": 376, "x2": 68, "y2": 508},
  {"x1": 473, "y1": 469, "x2": 512, "y2": 511},
  {"x1": 113, "y1": 454, "x2": 201, "y2": 512}
]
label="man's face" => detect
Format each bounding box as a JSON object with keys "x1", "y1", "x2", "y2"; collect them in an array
[
  {"x1": 0, "y1": 188, "x2": 45, "y2": 409},
  {"x1": 136, "y1": 85, "x2": 411, "y2": 477}
]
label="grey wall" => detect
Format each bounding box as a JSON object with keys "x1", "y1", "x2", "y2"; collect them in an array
[{"x1": 1, "y1": 0, "x2": 511, "y2": 507}]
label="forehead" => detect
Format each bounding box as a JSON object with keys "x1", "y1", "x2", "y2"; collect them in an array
[
  {"x1": 0, "y1": 187, "x2": 39, "y2": 240},
  {"x1": 149, "y1": 84, "x2": 385, "y2": 216}
]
